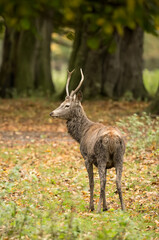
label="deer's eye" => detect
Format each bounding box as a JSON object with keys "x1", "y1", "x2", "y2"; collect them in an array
[{"x1": 65, "y1": 104, "x2": 70, "y2": 109}]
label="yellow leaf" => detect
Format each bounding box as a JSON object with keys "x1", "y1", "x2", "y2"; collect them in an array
[
  {"x1": 45, "y1": 149, "x2": 51, "y2": 152},
  {"x1": 97, "y1": 18, "x2": 105, "y2": 26},
  {"x1": 103, "y1": 25, "x2": 113, "y2": 34},
  {"x1": 115, "y1": 23, "x2": 124, "y2": 35},
  {"x1": 65, "y1": 9, "x2": 75, "y2": 21},
  {"x1": 126, "y1": 0, "x2": 135, "y2": 13}
]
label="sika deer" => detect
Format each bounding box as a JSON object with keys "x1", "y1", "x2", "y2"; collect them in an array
[{"x1": 50, "y1": 69, "x2": 125, "y2": 212}]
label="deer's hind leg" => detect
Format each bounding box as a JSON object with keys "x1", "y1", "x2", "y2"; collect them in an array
[
  {"x1": 114, "y1": 153, "x2": 125, "y2": 211},
  {"x1": 102, "y1": 169, "x2": 108, "y2": 211},
  {"x1": 97, "y1": 161, "x2": 107, "y2": 213}
]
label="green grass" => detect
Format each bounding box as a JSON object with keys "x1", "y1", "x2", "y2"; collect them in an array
[
  {"x1": 0, "y1": 102, "x2": 158, "y2": 239},
  {"x1": 52, "y1": 66, "x2": 67, "y2": 95},
  {"x1": 117, "y1": 112, "x2": 159, "y2": 155},
  {"x1": 143, "y1": 69, "x2": 159, "y2": 96},
  {"x1": 0, "y1": 144, "x2": 158, "y2": 239}
]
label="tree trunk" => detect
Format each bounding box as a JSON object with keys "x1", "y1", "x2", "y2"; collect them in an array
[
  {"x1": 15, "y1": 29, "x2": 37, "y2": 95},
  {"x1": 102, "y1": 27, "x2": 146, "y2": 99},
  {"x1": 68, "y1": 19, "x2": 89, "y2": 94},
  {"x1": 0, "y1": 18, "x2": 54, "y2": 98},
  {"x1": 65, "y1": 23, "x2": 146, "y2": 99},
  {"x1": 34, "y1": 18, "x2": 54, "y2": 94},
  {"x1": 61, "y1": 20, "x2": 101, "y2": 98},
  {"x1": 0, "y1": 27, "x2": 20, "y2": 97}
]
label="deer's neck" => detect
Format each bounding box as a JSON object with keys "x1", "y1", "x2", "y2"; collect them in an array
[{"x1": 66, "y1": 106, "x2": 92, "y2": 143}]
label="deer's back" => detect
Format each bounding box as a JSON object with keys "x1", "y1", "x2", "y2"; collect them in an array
[{"x1": 80, "y1": 123, "x2": 125, "y2": 161}]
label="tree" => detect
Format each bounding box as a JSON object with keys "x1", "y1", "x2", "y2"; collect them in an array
[
  {"x1": 0, "y1": 19, "x2": 54, "y2": 97},
  {"x1": 0, "y1": 0, "x2": 84, "y2": 97},
  {"x1": 63, "y1": 0, "x2": 159, "y2": 99},
  {"x1": 0, "y1": 0, "x2": 159, "y2": 101},
  {"x1": 0, "y1": 1, "x2": 58, "y2": 97},
  {"x1": 67, "y1": 23, "x2": 146, "y2": 99},
  {"x1": 101, "y1": 26, "x2": 145, "y2": 99}
]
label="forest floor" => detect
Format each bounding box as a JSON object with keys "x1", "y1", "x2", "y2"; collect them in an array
[{"x1": 0, "y1": 98, "x2": 158, "y2": 239}]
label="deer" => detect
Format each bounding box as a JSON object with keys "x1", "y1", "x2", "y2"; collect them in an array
[{"x1": 50, "y1": 69, "x2": 126, "y2": 213}]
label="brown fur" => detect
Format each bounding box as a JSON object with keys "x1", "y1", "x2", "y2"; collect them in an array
[{"x1": 50, "y1": 94, "x2": 126, "y2": 212}]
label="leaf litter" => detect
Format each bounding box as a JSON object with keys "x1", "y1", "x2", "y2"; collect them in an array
[{"x1": 0, "y1": 98, "x2": 158, "y2": 239}]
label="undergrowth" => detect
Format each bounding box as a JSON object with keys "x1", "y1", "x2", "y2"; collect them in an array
[{"x1": 117, "y1": 112, "x2": 159, "y2": 155}]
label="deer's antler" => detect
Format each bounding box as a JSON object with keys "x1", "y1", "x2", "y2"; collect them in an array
[
  {"x1": 70, "y1": 68, "x2": 84, "y2": 96},
  {"x1": 66, "y1": 69, "x2": 75, "y2": 96}
]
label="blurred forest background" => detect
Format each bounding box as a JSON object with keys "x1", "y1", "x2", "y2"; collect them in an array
[
  {"x1": 0, "y1": 0, "x2": 159, "y2": 113},
  {"x1": 0, "y1": 1, "x2": 159, "y2": 239}
]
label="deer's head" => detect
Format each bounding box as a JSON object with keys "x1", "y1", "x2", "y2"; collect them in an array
[{"x1": 50, "y1": 69, "x2": 84, "y2": 120}]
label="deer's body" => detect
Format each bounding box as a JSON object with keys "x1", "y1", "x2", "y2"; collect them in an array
[
  {"x1": 50, "y1": 69, "x2": 125, "y2": 212},
  {"x1": 67, "y1": 105, "x2": 125, "y2": 167}
]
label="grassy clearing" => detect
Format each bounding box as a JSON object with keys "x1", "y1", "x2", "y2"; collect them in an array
[
  {"x1": 0, "y1": 99, "x2": 158, "y2": 239},
  {"x1": 52, "y1": 66, "x2": 67, "y2": 95},
  {"x1": 143, "y1": 69, "x2": 159, "y2": 96}
]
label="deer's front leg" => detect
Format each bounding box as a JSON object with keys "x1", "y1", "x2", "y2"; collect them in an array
[{"x1": 85, "y1": 160, "x2": 94, "y2": 211}]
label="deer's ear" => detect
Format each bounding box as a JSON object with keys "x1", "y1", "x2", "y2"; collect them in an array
[{"x1": 76, "y1": 91, "x2": 83, "y2": 102}]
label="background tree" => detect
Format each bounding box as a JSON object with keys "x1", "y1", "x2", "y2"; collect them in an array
[
  {"x1": 0, "y1": 18, "x2": 54, "y2": 97},
  {"x1": 65, "y1": 0, "x2": 159, "y2": 99},
  {"x1": 0, "y1": 1, "x2": 59, "y2": 97},
  {"x1": 0, "y1": 0, "x2": 159, "y2": 105},
  {"x1": 68, "y1": 23, "x2": 145, "y2": 99}
]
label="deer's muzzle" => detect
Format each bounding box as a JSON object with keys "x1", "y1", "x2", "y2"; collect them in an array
[
  {"x1": 50, "y1": 110, "x2": 60, "y2": 118},
  {"x1": 50, "y1": 111, "x2": 55, "y2": 117}
]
